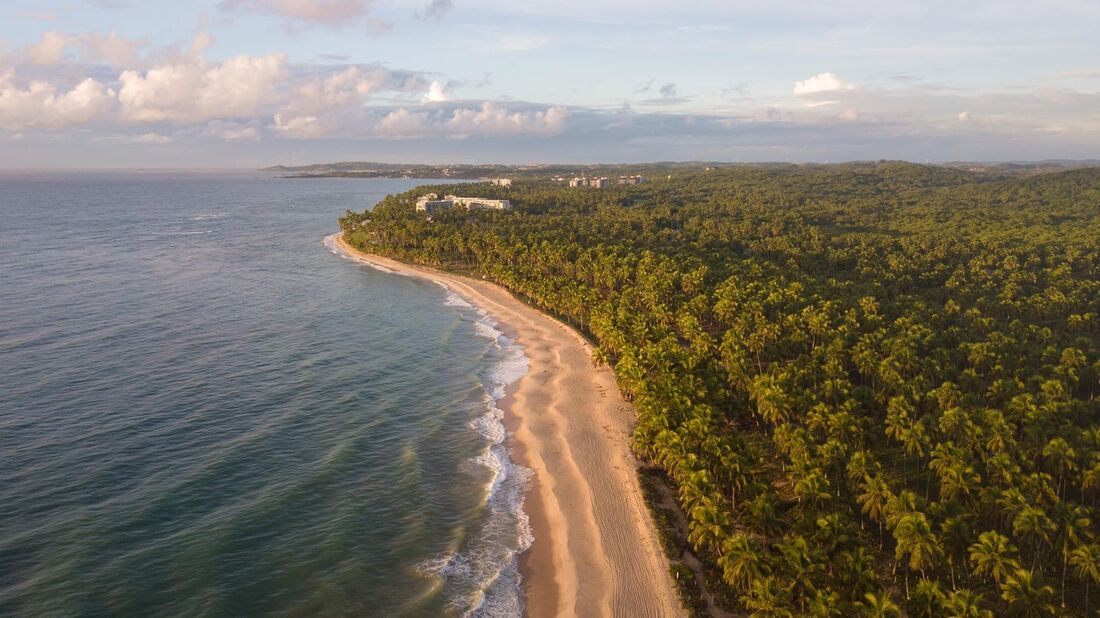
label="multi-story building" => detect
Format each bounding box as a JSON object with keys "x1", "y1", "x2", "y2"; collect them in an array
[
  {"x1": 488, "y1": 178, "x2": 513, "y2": 187},
  {"x1": 416, "y1": 193, "x2": 511, "y2": 213}
]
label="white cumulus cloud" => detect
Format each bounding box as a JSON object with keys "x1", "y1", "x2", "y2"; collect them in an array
[
  {"x1": 0, "y1": 69, "x2": 116, "y2": 128},
  {"x1": 118, "y1": 50, "x2": 286, "y2": 123},
  {"x1": 273, "y1": 65, "x2": 398, "y2": 137},
  {"x1": 25, "y1": 32, "x2": 69, "y2": 65},
  {"x1": 372, "y1": 102, "x2": 567, "y2": 139},
  {"x1": 794, "y1": 72, "x2": 855, "y2": 96},
  {"x1": 422, "y1": 80, "x2": 448, "y2": 103}
]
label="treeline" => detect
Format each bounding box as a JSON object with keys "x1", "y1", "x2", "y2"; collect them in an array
[{"x1": 340, "y1": 162, "x2": 1100, "y2": 617}]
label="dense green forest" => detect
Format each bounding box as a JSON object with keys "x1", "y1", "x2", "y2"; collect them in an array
[{"x1": 340, "y1": 162, "x2": 1100, "y2": 617}]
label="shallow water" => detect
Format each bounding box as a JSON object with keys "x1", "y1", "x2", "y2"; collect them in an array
[{"x1": 0, "y1": 172, "x2": 530, "y2": 616}]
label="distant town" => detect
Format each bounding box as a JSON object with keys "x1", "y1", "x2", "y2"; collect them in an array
[{"x1": 562, "y1": 175, "x2": 644, "y2": 188}]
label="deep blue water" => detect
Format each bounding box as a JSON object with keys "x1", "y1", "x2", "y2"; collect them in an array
[{"x1": 0, "y1": 173, "x2": 529, "y2": 617}]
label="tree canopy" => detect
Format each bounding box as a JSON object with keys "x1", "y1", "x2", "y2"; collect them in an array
[{"x1": 341, "y1": 162, "x2": 1100, "y2": 616}]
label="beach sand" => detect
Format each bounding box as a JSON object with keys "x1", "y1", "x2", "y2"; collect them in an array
[{"x1": 334, "y1": 234, "x2": 684, "y2": 617}]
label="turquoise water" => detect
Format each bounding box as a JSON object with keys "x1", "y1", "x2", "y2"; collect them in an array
[{"x1": 0, "y1": 173, "x2": 530, "y2": 616}]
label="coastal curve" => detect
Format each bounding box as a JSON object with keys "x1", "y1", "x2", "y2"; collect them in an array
[{"x1": 330, "y1": 233, "x2": 684, "y2": 618}]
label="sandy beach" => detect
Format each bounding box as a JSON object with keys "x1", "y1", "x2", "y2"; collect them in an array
[{"x1": 333, "y1": 234, "x2": 683, "y2": 617}]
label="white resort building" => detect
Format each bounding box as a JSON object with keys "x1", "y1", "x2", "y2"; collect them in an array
[
  {"x1": 488, "y1": 178, "x2": 513, "y2": 187},
  {"x1": 568, "y1": 176, "x2": 624, "y2": 188},
  {"x1": 415, "y1": 193, "x2": 512, "y2": 213}
]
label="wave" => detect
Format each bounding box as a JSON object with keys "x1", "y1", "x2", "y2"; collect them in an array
[
  {"x1": 188, "y1": 212, "x2": 226, "y2": 221},
  {"x1": 323, "y1": 233, "x2": 410, "y2": 277},
  {"x1": 150, "y1": 230, "x2": 214, "y2": 236},
  {"x1": 419, "y1": 300, "x2": 532, "y2": 617},
  {"x1": 324, "y1": 232, "x2": 534, "y2": 616}
]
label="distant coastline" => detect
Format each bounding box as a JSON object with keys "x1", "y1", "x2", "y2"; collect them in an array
[
  {"x1": 329, "y1": 232, "x2": 684, "y2": 617},
  {"x1": 267, "y1": 159, "x2": 1100, "y2": 181}
]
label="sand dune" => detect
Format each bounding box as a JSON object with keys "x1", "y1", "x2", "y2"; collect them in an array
[{"x1": 334, "y1": 234, "x2": 683, "y2": 617}]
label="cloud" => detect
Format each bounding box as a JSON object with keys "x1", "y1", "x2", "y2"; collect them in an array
[
  {"x1": 794, "y1": 72, "x2": 855, "y2": 95},
  {"x1": 1053, "y1": 68, "x2": 1100, "y2": 79},
  {"x1": 220, "y1": 0, "x2": 376, "y2": 27},
  {"x1": 422, "y1": 80, "x2": 448, "y2": 103},
  {"x1": 81, "y1": 33, "x2": 146, "y2": 66},
  {"x1": 118, "y1": 41, "x2": 286, "y2": 122},
  {"x1": 22, "y1": 31, "x2": 146, "y2": 67},
  {"x1": 417, "y1": 0, "x2": 454, "y2": 20},
  {"x1": 369, "y1": 102, "x2": 567, "y2": 139},
  {"x1": 272, "y1": 64, "x2": 409, "y2": 136},
  {"x1": 272, "y1": 112, "x2": 320, "y2": 137},
  {"x1": 639, "y1": 82, "x2": 691, "y2": 106},
  {"x1": 0, "y1": 69, "x2": 116, "y2": 128},
  {"x1": 204, "y1": 119, "x2": 262, "y2": 141},
  {"x1": 132, "y1": 132, "x2": 173, "y2": 144},
  {"x1": 444, "y1": 102, "x2": 566, "y2": 137},
  {"x1": 26, "y1": 32, "x2": 68, "y2": 65},
  {"x1": 723, "y1": 83, "x2": 750, "y2": 97}
]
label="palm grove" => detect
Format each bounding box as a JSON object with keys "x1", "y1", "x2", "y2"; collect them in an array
[{"x1": 340, "y1": 163, "x2": 1100, "y2": 617}]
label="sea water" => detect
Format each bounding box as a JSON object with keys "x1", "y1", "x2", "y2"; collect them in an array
[{"x1": 0, "y1": 172, "x2": 531, "y2": 616}]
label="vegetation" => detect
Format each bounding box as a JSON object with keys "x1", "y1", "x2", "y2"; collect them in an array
[{"x1": 340, "y1": 161, "x2": 1100, "y2": 616}]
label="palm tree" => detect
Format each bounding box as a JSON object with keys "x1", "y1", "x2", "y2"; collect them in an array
[
  {"x1": 1041, "y1": 437, "x2": 1077, "y2": 500},
  {"x1": 910, "y1": 578, "x2": 946, "y2": 617},
  {"x1": 719, "y1": 532, "x2": 766, "y2": 594},
  {"x1": 1000, "y1": 568, "x2": 1055, "y2": 618},
  {"x1": 740, "y1": 576, "x2": 794, "y2": 618},
  {"x1": 793, "y1": 468, "x2": 832, "y2": 511},
  {"x1": 679, "y1": 468, "x2": 713, "y2": 513},
  {"x1": 893, "y1": 511, "x2": 943, "y2": 597},
  {"x1": 944, "y1": 588, "x2": 993, "y2": 618},
  {"x1": 1070, "y1": 543, "x2": 1100, "y2": 615},
  {"x1": 940, "y1": 515, "x2": 973, "y2": 589},
  {"x1": 806, "y1": 589, "x2": 843, "y2": 617},
  {"x1": 746, "y1": 491, "x2": 782, "y2": 546},
  {"x1": 855, "y1": 592, "x2": 901, "y2": 618},
  {"x1": 688, "y1": 495, "x2": 729, "y2": 554},
  {"x1": 777, "y1": 535, "x2": 821, "y2": 611},
  {"x1": 1011, "y1": 507, "x2": 1052, "y2": 573},
  {"x1": 1051, "y1": 502, "x2": 1090, "y2": 607},
  {"x1": 858, "y1": 474, "x2": 893, "y2": 548},
  {"x1": 969, "y1": 531, "x2": 1019, "y2": 588}
]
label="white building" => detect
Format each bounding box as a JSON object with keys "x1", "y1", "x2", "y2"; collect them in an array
[
  {"x1": 488, "y1": 178, "x2": 513, "y2": 187},
  {"x1": 416, "y1": 193, "x2": 511, "y2": 213}
]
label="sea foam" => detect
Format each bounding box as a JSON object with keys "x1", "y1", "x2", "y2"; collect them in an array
[
  {"x1": 424, "y1": 301, "x2": 532, "y2": 617},
  {"x1": 325, "y1": 233, "x2": 534, "y2": 616}
]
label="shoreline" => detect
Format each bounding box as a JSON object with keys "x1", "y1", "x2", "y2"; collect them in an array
[{"x1": 330, "y1": 233, "x2": 683, "y2": 617}]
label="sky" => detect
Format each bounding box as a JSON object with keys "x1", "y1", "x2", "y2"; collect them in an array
[{"x1": 0, "y1": 0, "x2": 1098, "y2": 168}]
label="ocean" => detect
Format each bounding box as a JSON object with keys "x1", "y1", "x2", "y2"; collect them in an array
[{"x1": 0, "y1": 172, "x2": 531, "y2": 617}]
